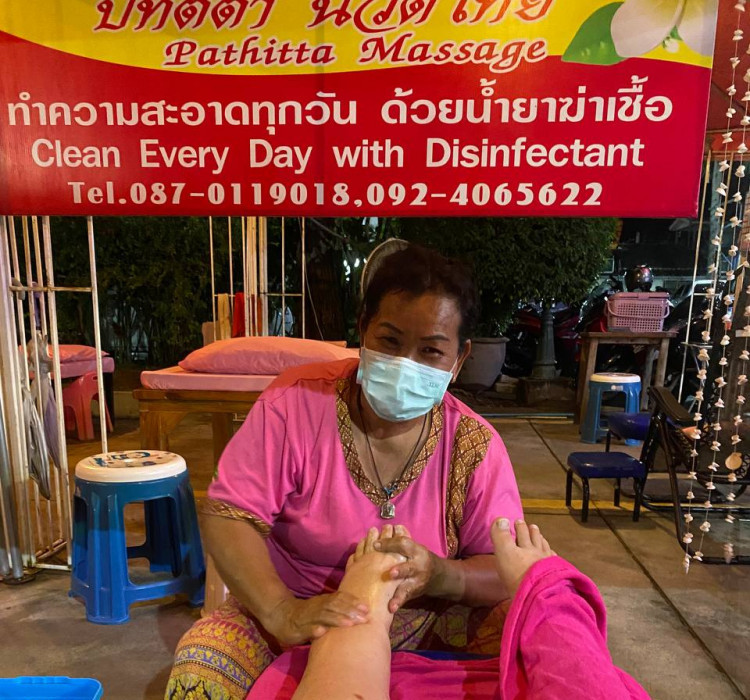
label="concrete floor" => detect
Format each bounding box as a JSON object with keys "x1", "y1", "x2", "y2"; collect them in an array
[{"x1": 1, "y1": 415, "x2": 748, "y2": 700}]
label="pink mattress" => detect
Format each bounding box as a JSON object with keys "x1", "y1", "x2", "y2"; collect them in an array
[
  {"x1": 140, "y1": 366, "x2": 275, "y2": 392},
  {"x1": 59, "y1": 357, "x2": 115, "y2": 379}
]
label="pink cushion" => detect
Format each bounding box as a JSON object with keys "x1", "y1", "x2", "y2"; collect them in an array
[
  {"x1": 58, "y1": 345, "x2": 110, "y2": 363},
  {"x1": 178, "y1": 337, "x2": 359, "y2": 375}
]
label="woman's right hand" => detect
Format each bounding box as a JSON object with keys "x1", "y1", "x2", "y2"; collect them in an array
[{"x1": 264, "y1": 592, "x2": 370, "y2": 646}]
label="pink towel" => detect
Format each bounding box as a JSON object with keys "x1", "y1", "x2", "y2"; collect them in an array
[{"x1": 249, "y1": 557, "x2": 650, "y2": 699}]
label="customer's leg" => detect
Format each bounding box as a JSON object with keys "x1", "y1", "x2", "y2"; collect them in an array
[
  {"x1": 492, "y1": 518, "x2": 649, "y2": 699},
  {"x1": 292, "y1": 528, "x2": 405, "y2": 700},
  {"x1": 165, "y1": 596, "x2": 282, "y2": 700}
]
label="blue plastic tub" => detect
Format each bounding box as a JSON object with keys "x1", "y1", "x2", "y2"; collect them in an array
[{"x1": 0, "y1": 677, "x2": 103, "y2": 699}]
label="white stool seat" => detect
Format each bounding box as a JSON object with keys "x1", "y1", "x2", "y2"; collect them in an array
[
  {"x1": 75, "y1": 450, "x2": 186, "y2": 483},
  {"x1": 590, "y1": 372, "x2": 641, "y2": 384}
]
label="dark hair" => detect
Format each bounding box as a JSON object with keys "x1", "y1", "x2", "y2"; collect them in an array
[{"x1": 360, "y1": 244, "x2": 479, "y2": 345}]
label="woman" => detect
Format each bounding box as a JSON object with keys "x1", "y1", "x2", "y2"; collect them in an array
[
  {"x1": 166, "y1": 245, "x2": 523, "y2": 699},
  {"x1": 253, "y1": 520, "x2": 650, "y2": 700}
]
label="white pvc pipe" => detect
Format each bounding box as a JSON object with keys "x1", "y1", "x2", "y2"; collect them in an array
[
  {"x1": 42, "y1": 216, "x2": 73, "y2": 557},
  {"x1": 86, "y1": 217, "x2": 108, "y2": 454}
]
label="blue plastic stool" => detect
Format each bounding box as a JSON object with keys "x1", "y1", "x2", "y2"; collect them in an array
[
  {"x1": 581, "y1": 372, "x2": 641, "y2": 444},
  {"x1": 566, "y1": 451, "x2": 646, "y2": 522},
  {"x1": 70, "y1": 450, "x2": 205, "y2": 624},
  {"x1": 605, "y1": 411, "x2": 651, "y2": 450}
]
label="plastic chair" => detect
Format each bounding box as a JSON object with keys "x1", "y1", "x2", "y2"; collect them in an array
[
  {"x1": 63, "y1": 372, "x2": 113, "y2": 441},
  {"x1": 70, "y1": 450, "x2": 205, "y2": 624},
  {"x1": 605, "y1": 411, "x2": 651, "y2": 450},
  {"x1": 581, "y1": 372, "x2": 641, "y2": 444}
]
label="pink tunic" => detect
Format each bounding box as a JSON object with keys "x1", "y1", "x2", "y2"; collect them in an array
[
  {"x1": 249, "y1": 557, "x2": 651, "y2": 699},
  {"x1": 208, "y1": 359, "x2": 523, "y2": 598}
]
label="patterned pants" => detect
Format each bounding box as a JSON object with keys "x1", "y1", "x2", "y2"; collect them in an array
[{"x1": 165, "y1": 595, "x2": 508, "y2": 699}]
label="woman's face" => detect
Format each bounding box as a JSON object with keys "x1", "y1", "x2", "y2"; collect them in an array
[{"x1": 361, "y1": 292, "x2": 470, "y2": 375}]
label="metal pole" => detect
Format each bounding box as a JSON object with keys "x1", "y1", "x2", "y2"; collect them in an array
[
  {"x1": 281, "y1": 217, "x2": 286, "y2": 337},
  {"x1": 679, "y1": 154, "x2": 712, "y2": 402},
  {"x1": 0, "y1": 218, "x2": 26, "y2": 580},
  {"x1": 42, "y1": 216, "x2": 73, "y2": 556},
  {"x1": 228, "y1": 216, "x2": 234, "y2": 316},
  {"x1": 248, "y1": 217, "x2": 258, "y2": 335},
  {"x1": 23, "y1": 218, "x2": 54, "y2": 545},
  {"x1": 242, "y1": 217, "x2": 249, "y2": 337},
  {"x1": 260, "y1": 217, "x2": 269, "y2": 335},
  {"x1": 2, "y1": 217, "x2": 35, "y2": 566},
  {"x1": 86, "y1": 217, "x2": 108, "y2": 454},
  {"x1": 209, "y1": 217, "x2": 216, "y2": 343},
  {"x1": 20, "y1": 217, "x2": 47, "y2": 549},
  {"x1": 301, "y1": 217, "x2": 306, "y2": 339},
  {"x1": 0, "y1": 386, "x2": 24, "y2": 580}
]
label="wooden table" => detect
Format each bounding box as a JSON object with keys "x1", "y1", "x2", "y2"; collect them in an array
[
  {"x1": 133, "y1": 388, "x2": 261, "y2": 466},
  {"x1": 575, "y1": 330, "x2": 677, "y2": 424}
]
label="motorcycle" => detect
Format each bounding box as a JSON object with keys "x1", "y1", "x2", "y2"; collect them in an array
[{"x1": 502, "y1": 301, "x2": 580, "y2": 378}]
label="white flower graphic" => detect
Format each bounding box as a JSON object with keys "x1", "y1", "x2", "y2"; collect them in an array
[{"x1": 611, "y1": 0, "x2": 718, "y2": 58}]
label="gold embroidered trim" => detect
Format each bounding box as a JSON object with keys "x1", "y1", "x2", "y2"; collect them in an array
[
  {"x1": 199, "y1": 498, "x2": 272, "y2": 537},
  {"x1": 445, "y1": 416, "x2": 492, "y2": 557},
  {"x1": 336, "y1": 377, "x2": 444, "y2": 507}
]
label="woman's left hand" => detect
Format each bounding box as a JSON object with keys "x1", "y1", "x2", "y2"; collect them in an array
[{"x1": 372, "y1": 524, "x2": 438, "y2": 613}]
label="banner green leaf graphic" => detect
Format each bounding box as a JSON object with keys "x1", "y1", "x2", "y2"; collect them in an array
[{"x1": 562, "y1": 3, "x2": 625, "y2": 65}]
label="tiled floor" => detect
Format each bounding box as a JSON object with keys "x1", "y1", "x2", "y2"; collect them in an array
[{"x1": 2, "y1": 415, "x2": 748, "y2": 699}]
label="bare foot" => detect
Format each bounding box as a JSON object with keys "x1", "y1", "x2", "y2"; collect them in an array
[
  {"x1": 491, "y1": 518, "x2": 555, "y2": 597},
  {"x1": 339, "y1": 526, "x2": 406, "y2": 629}
]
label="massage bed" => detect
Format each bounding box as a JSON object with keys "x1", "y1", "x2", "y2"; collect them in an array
[{"x1": 134, "y1": 366, "x2": 275, "y2": 464}]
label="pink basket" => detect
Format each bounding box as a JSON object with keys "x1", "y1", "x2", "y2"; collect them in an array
[{"x1": 605, "y1": 292, "x2": 670, "y2": 333}]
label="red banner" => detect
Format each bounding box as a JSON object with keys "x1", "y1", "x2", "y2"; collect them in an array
[{"x1": 0, "y1": 1, "x2": 717, "y2": 216}]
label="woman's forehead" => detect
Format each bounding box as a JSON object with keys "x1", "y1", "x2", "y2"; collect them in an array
[{"x1": 371, "y1": 292, "x2": 461, "y2": 335}]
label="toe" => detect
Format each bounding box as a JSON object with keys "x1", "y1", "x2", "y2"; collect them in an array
[
  {"x1": 515, "y1": 520, "x2": 532, "y2": 548},
  {"x1": 490, "y1": 518, "x2": 516, "y2": 556},
  {"x1": 529, "y1": 523, "x2": 544, "y2": 549}
]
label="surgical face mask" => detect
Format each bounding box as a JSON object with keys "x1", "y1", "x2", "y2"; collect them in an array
[{"x1": 357, "y1": 347, "x2": 456, "y2": 422}]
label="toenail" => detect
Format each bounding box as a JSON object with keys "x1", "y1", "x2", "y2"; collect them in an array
[{"x1": 496, "y1": 518, "x2": 510, "y2": 530}]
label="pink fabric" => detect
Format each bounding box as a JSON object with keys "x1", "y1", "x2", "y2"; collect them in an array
[
  {"x1": 140, "y1": 366, "x2": 275, "y2": 392},
  {"x1": 208, "y1": 359, "x2": 523, "y2": 598},
  {"x1": 58, "y1": 344, "x2": 110, "y2": 362},
  {"x1": 249, "y1": 557, "x2": 650, "y2": 700},
  {"x1": 55, "y1": 357, "x2": 115, "y2": 379},
  {"x1": 178, "y1": 337, "x2": 359, "y2": 376}
]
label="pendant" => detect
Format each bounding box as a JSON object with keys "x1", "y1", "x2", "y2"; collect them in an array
[{"x1": 380, "y1": 500, "x2": 395, "y2": 519}]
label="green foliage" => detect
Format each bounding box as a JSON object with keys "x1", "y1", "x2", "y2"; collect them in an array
[
  {"x1": 390, "y1": 217, "x2": 616, "y2": 335},
  {"x1": 49, "y1": 217, "x2": 212, "y2": 366},
  {"x1": 46, "y1": 215, "x2": 614, "y2": 361}
]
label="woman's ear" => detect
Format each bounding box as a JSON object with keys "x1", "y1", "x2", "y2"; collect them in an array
[{"x1": 452, "y1": 340, "x2": 472, "y2": 382}]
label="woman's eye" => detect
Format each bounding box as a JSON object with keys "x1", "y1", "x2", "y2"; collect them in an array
[
  {"x1": 380, "y1": 336, "x2": 398, "y2": 346},
  {"x1": 423, "y1": 347, "x2": 443, "y2": 356}
]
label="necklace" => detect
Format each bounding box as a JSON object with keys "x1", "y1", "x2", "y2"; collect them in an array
[{"x1": 357, "y1": 388, "x2": 429, "y2": 519}]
